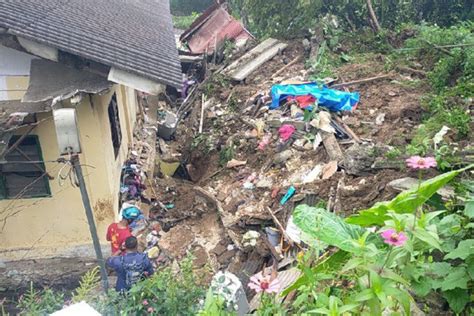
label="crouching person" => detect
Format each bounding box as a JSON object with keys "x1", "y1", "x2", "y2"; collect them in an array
[{"x1": 107, "y1": 236, "x2": 154, "y2": 292}]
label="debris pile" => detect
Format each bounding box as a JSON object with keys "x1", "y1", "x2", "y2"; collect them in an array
[{"x1": 122, "y1": 4, "x2": 432, "y2": 309}]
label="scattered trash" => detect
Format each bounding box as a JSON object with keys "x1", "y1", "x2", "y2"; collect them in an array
[
  {"x1": 280, "y1": 186, "x2": 296, "y2": 205},
  {"x1": 243, "y1": 182, "x2": 255, "y2": 190},
  {"x1": 433, "y1": 125, "x2": 450, "y2": 149},
  {"x1": 145, "y1": 246, "x2": 160, "y2": 259},
  {"x1": 157, "y1": 111, "x2": 177, "y2": 140},
  {"x1": 278, "y1": 124, "x2": 296, "y2": 141},
  {"x1": 227, "y1": 159, "x2": 247, "y2": 168},
  {"x1": 258, "y1": 134, "x2": 272, "y2": 150},
  {"x1": 242, "y1": 231, "x2": 260, "y2": 247},
  {"x1": 310, "y1": 111, "x2": 335, "y2": 133},
  {"x1": 146, "y1": 231, "x2": 159, "y2": 247},
  {"x1": 265, "y1": 227, "x2": 281, "y2": 247},
  {"x1": 210, "y1": 271, "x2": 250, "y2": 315},
  {"x1": 302, "y1": 164, "x2": 323, "y2": 183},
  {"x1": 270, "y1": 83, "x2": 359, "y2": 111}
]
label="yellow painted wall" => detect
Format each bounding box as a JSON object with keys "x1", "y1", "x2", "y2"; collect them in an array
[
  {"x1": 0, "y1": 84, "x2": 139, "y2": 261},
  {"x1": 1, "y1": 76, "x2": 29, "y2": 100}
]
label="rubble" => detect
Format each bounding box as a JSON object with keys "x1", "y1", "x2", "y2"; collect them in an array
[{"x1": 110, "y1": 34, "x2": 432, "y2": 310}]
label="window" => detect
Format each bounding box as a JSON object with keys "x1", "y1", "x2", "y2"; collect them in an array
[
  {"x1": 0, "y1": 135, "x2": 51, "y2": 199},
  {"x1": 108, "y1": 93, "x2": 122, "y2": 158}
]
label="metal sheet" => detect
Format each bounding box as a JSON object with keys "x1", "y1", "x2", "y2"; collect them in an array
[
  {"x1": 22, "y1": 59, "x2": 111, "y2": 103},
  {"x1": 182, "y1": 6, "x2": 252, "y2": 54}
]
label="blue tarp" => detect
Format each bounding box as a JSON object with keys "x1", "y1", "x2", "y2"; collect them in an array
[{"x1": 270, "y1": 83, "x2": 360, "y2": 112}]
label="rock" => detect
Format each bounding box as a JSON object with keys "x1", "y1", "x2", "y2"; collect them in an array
[
  {"x1": 343, "y1": 143, "x2": 377, "y2": 176},
  {"x1": 375, "y1": 113, "x2": 386, "y2": 125},
  {"x1": 273, "y1": 150, "x2": 293, "y2": 164},
  {"x1": 256, "y1": 177, "x2": 273, "y2": 188}
]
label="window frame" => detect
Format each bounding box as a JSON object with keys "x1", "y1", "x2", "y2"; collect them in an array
[{"x1": 0, "y1": 135, "x2": 51, "y2": 200}]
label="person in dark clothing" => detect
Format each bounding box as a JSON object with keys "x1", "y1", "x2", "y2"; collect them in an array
[{"x1": 107, "y1": 236, "x2": 154, "y2": 292}]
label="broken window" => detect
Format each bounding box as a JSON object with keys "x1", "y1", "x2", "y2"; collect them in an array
[
  {"x1": 0, "y1": 135, "x2": 51, "y2": 199},
  {"x1": 107, "y1": 93, "x2": 122, "y2": 158}
]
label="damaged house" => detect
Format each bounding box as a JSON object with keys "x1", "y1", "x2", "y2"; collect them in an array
[{"x1": 0, "y1": 0, "x2": 181, "y2": 260}]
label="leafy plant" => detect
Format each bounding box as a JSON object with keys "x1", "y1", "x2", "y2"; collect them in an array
[
  {"x1": 347, "y1": 165, "x2": 473, "y2": 226},
  {"x1": 172, "y1": 12, "x2": 199, "y2": 30},
  {"x1": 197, "y1": 290, "x2": 231, "y2": 316},
  {"x1": 293, "y1": 205, "x2": 368, "y2": 253},
  {"x1": 16, "y1": 283, "x2": 64, "y2": 315},
  {"x1": 72, "y1": 266, "x2": 100, "y2": 303}
]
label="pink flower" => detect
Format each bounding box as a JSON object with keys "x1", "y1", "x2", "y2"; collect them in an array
[
  {"x1": 147, "y1": 307, "x2": 155, "y2": 313},
  {"x1": 142, "y1": 299, "x2": 149, "y2": 306},
  {"x1": 248, "y1": 272, "x2": 280, "y2": 293},
  {"x1": 406, "y1": 156, "x2": 437, "y2": 170},
  {"x1": 381, "y1": 229, "x2": 408, "y2": 246}
]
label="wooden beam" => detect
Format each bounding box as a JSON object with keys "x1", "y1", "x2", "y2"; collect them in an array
[
  {"x1": 331, "y1": 74, "x2": 391, "y2": 88},
  {"x1": 229, "y1": 42, "x2": 288, "y2": 81},
  {"x1": 271, "y1": 56, "x2": 301, "y2": 79}
]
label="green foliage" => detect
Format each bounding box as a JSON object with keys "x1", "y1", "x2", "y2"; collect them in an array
[
  {"x1": 229, "y1": 1, "x2": 473, "y2": 38},
  {"x1": 219, "y1": 143, "x2": 235, "y2": 166},
  {"x1": 192, "y1": 134, "x2": 215, "y2": 154},
  {"x1": 396, "y1": 23, "x2": 474, "y2": 147},
  {"x1": 170, "y1": 0, "x2": 213, "y2": 16},
  {"x1": 72, "y1": 266, "x2": 100, "y2": 303},
  {"x1": 16, "y1": 283, "x2": 64, "y2": 315},
  {"x1": 172, "y1": 12, "x2": 199, "y2": 30},
  {"x1": 293, "y1": 205, "x2": 368, "y2": 253},
  {"x1": 347, "y1": 165, "x2": 472, "y2": 226},
  {"x1": 197, "y1": 290, "x2": 232, "y2": 316},
  {"x1": 113, "y1": 254, "x2": 205, "y2": 315},
  {"x1": 16, "y1": 255, "x2": 206, "y2": 316}
]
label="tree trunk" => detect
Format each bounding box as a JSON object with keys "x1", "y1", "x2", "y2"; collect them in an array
[{"x1": 366, "y1": 0, "x2": 381, "y2": 33}]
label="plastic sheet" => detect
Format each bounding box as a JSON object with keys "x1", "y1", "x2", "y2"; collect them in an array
[{"x1": 271, "y1": 83, "x2": 359, "y2": 111}]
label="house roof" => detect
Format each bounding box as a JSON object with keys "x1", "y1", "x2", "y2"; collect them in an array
[
  {"x1": 180, "y1": 4, "x2": 252, "y2": 54},
  {"x1": 0, "y1": 0, "x2": 182, "y2": 88},
  {"x1": 23, "y1": 59, "x2": 112, "y2": 103}
]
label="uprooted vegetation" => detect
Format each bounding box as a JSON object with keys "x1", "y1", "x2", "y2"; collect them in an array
[{"x1": 8, "y1": 13, "x2": 474, "y2": 316}]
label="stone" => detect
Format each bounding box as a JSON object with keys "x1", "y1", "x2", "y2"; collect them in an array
[{"x1": 273, "y1": 150, "x2": 293, "y2": 164}]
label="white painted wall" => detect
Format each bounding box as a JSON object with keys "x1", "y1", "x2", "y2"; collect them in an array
[{"x1": 0, "y1": 45, "x2": 37, "y2": 101}]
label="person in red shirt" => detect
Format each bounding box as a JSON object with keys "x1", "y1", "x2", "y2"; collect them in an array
[{"x1": 106, "y1": 207, "x2": 140, "y2": 255}]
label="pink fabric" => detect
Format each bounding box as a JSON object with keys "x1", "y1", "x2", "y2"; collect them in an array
[
  {"x1": 287, "y1": 95, "x2": 316, "y2": 108},
  {"x1": 278, "y1": 124, "x2": 296, "y2": 142},
  {"x1": 406, "y1": 156, "x2": 437, "y2": 170},
  {"x1": 381, "y1": 229, "x2": 408, "y2": 246},
  {"x1": 258, "y1": 134, "x2": 271, "y2": 150}
]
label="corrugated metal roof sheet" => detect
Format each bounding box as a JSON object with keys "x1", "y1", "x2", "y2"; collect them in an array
[
  {"x1": 0, "y1": 0, "x2": 182, "y2": 88},
  {"x1": 180, "y1": 5, "x2": 252, "y2": 54}
]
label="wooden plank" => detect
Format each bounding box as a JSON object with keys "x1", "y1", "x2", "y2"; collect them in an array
[
  {"x1": 229, "y1": 42, "x2": 288, "y2": 81},
  {"x1": 322, "y1": 131, "x2": 344, "y2": 162},
  {"x1": 224, "y1": 38, "x2": 280, "y2": 73}
]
